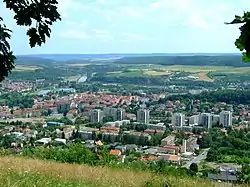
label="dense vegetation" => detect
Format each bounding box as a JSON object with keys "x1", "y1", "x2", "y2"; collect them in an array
[
  {"x1": 199, "y1": 128, "x2": 250, "y2": 164},
  {"x1": 167, "y1": 90, "x2": 250, "y2": 105},
  {"x1": 0, "y1": 142, "x2": 188, "y2": 178},
  {"x1": 0, "y1": 93, "x2": 34, "y2": 108},
  {"x1": 115, "y1": 55, "x2": 248, "y2": 67}
]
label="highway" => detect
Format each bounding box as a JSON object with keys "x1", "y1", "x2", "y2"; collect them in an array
[{"x1": 182, "y1": 149, "x2": 210, "y2": 169}]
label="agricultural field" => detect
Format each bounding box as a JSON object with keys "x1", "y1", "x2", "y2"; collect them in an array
[
  {"x1": 67, "y1": 63, "x2": 90, "y2": 67},
  {"x1": 106, "y1": 69, "x2": 146, "y2": 77},
  {"x1": 14, "y1": 65, "x2": 42, "y2": 71},
  {"x1": 143, "y1": 69, "x2": 171, "y2": 76},
  {"x1": 63, "y1": 75, "x2": 82, "y2": 82},
  {"x1": 105, "y1": 65, "x2": 250, "y2": 82},
  {"x1": 193, "y1": 72, "x2": 214, "y2": 82}
]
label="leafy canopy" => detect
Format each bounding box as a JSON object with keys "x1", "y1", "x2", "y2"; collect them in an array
[
  {"x1": 0, "y1": 0, "x2": 61, "y2": 81},
  {"x1": 227, "y1": 11, "x2": 250, "y2": 61}
]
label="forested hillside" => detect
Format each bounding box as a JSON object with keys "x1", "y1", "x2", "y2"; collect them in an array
[{"x1": 115, "y1": 55, "x2": 248, "y2": 67}]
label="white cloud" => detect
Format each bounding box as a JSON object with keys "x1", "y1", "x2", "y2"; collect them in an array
[
  {"x1": 93, "y1": 29, "x2": 113, "y2": 40},
  {"x1": 65, "y1": 20, "x2": 88, "y2": 27},
  {"x1": 123, "y1": 33, "x2": 155, "y2": 41},
  {"x1": 185, "y1": 14, "x2": 211, "y2": 30},
  {"x1": 60, "y1": 29, "x2": 90, "y2": 40},
  {"x1": 118, "y1": 6, "x2": 144, "y2": 18},
  {"x1": 58, "y1": 0, "x2": 90, "y2": 18},
  {"x1": 97, "y1": 0, "x2": 105, "y2": 3}
]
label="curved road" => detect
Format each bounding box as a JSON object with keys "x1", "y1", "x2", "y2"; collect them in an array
[{"x1": 183, "y1": 149, "x2": 210, "y2": 169}]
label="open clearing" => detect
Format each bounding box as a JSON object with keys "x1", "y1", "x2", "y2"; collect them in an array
[
  {"x1": 64, "y1": 75, "x2": 81, "y2": 82},
  {"x1": 143, "y1": 70, "x2": 171, "y2": 76},
  {"x1": 193, "y1": 72, "x2": 214, "y2": 82},
  {"x1": 14, "y1": 65, "x2": 41, "y2": 71},
  {"x1": 67, "y1": 63, "x2": 90, "y2": 67},
  {"x1": 104, "y1": 65, "x2": 250, "y2": 82},
  {"x1": 162, "y1": 65, "x2": 250, "y2": 74},
  {"x1": 107, "y1": 69, "x2": 146, "y2": 77}
]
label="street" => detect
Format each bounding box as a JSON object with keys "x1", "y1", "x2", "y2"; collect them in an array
[{"x1": 182, "y1": 149, "x2": 210, "y2": 169}]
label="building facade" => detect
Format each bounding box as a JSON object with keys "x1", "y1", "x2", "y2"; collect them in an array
[
  {"x1": 104, "y1": 107, "x2": 125, "y2": 121},
  {"x1": 172, "y1": 113, "x2": 185, "y2": 127},
  {"x1": 199, "y1": 113, "x2": 212, "y2": 129},
  {"x1": 137, "y1": 109, "x2": 150, "y2": 124},
  {"x1": 90, "y1": 109, "x2": 104, "y2": 123},
  {"x1": 220, "y1": 111, "x2": 233, "y2": 127}
]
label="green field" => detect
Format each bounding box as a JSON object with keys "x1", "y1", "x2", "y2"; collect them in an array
[
  {"x1": 63, "y1": 75, "x2": 81, "y2": 82},
  {"x1": 14, "y1": 65, "x2": 42, "y2": 71},
  {"x1": 106, "y1": 69, "x2": 147, "y2": 77},
  {"x1": 105, "y1": 65, "x2": 250, "y2": 82}
]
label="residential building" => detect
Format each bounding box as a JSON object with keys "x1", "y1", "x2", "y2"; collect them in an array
[
  {"x1": 144, "y1": 129, "x2": 164, "y2": 135},
  {"x1": 199, "y1": 113, "x2": 212, "y2": 129},
  {"x1": 104, "y1": 107, "x2": 125, "y2": 121},
  {"x1": 100, "y1": 126, "x2": 120, "y2": 134},
  {"x1": 189, "y1": 115, "x2": 199, "y2": 125},
  {"x1": 139, "y1": 155, "x2": 158, "y2": 162},
  {"x1": 220, "y1": 111, "x2": 233, "y2": 127},
  {"x1": 137, "y1": 109, "x2": 150, "y2": 124},
  {"x1": 116, "y1": 108, "x2": 125, "y2": 121},
  {"x1": 158, "y1": 145, "x2": 181, "y2": 155},
  {"x1": 109, "y1": 149, "x2": 121, "y2": 157},
  {"x1": 161, "y1": 135, "x2": 175, "y2": 146},
  {"x1": 147, "y1": 123, "x2": 166, "y2": 131},
  {"x1": 212, "y1": 114, "x2": 220, "y2": 125},
  {"x1": 90, "y1": 109, "x2": 104, "y2": 123},
  {"x1": 186, "y1": 137, "x2": 199, "y2": 152},
  {"x1": 172, "y1": 113, "x2": 185, "y2": 127},
  {"x1": 56, "y1": 101, "x2": 70, "y2": 113},
  {"x1": 157, "y1": 155, "x2": 181, "y2": 166}
]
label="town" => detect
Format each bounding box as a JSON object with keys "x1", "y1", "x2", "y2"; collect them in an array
[{"x1": 1, "y1": 86, "x2": 250, "y2": 184}]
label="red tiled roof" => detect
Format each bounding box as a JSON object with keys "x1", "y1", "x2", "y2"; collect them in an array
[
  {"x1": 140, "y1": 156, "x2": 158, "y2": 162},
  {"x1": 109, "y1": 150, "x2": 121, "y2": 156}
]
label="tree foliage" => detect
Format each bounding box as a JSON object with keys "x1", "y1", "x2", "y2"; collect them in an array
[
  {"x1": 189, "y1": 163, "x2": 198, "y2": 173},
  {"x1": 227, "y1": 12, "x2": 250, "y2": 61},
  {"x1": 0, "y1": 0, "x2": 61, "y2": 81}
]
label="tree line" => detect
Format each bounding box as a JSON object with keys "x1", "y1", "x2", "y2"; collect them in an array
[{"x1": 166, "y1": 90, "x2": 250, "y2": 105}]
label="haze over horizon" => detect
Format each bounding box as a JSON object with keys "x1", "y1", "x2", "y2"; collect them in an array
[{"x1": 1, "y1": 0, "x2": 249, "y2": 55}]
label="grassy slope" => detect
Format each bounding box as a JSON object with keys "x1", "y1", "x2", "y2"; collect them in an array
[{"x1": 0, "y1": 156, "x2": 249, "y2": 187}]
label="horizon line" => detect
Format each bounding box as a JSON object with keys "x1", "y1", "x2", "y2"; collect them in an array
[{"x1": 17, "y1": 52, "x2": 241, "y2": 56}]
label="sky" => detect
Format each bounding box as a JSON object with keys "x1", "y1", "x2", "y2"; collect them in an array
[{"x1": 0, "y1": 0, "x2": 249, "y2": 54}]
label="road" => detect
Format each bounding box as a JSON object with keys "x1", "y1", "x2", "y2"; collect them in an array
[{"x1": 182, "y1": 149, "x2": 210, "y2": 169}]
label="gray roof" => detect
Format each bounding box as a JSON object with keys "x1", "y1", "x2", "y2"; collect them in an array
[
  {"x1": 144, "y1": 148, "x2": 158, "y2": 155},
  {"x1": 208, "y1": 173, "x2": 237, "y2": 181}
]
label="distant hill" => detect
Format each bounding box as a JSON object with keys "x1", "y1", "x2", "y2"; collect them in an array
[
  {"x1": 114, "y1": 55, "x2": 248, "y2": 67},
  {"x1": 15, "y1": 56, "x2": 54, "y2": 66},
  {"x1": 15, "y1": 53, "x2": 247, "y2": 67},
  {"x1": 17, "y1": 53, "x2": 240, "y2": 60}
]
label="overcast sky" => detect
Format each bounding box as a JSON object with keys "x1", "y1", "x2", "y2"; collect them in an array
[{"x1": 0, "y1": 0, "x2": 249, "y2": 54}]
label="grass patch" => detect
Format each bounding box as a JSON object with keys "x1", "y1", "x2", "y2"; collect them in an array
[
  {"x1": 193, "y1": 72, "x2": 214, "y2": 82},
  {"x1": 143, "y1": 69, "x2": 171, "y2": 76},
  {"x1": 107, "y1": 69, "x2": 147, "y2": 77},
  {"x1": 14, "y1": 65, "x2": 42, "y2": 71},
  {"x1": 67, "y1": 64, "x2": 90, "y2": 67},
  {"x1": 162, "y1": 65, "x2": 250, "y2": 74},
  {"x1": 0, "y1": 156, "x2": 248, "y2": 187},
  {"x1": 0, "y1": 171, "x2": 96, "y2": 187},
  {"x1": 64, "y1": 75, "x2": 81, "y2": 82}
]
